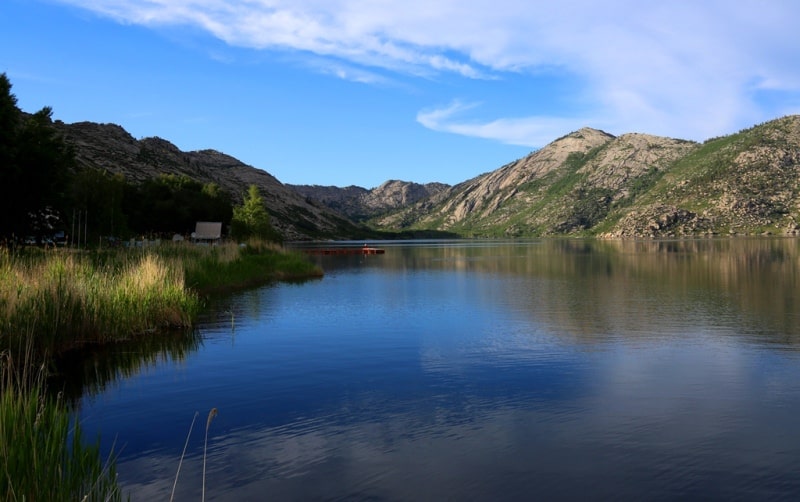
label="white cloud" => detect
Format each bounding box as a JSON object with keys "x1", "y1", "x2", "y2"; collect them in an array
[
  {"x1": 56, "y1": 0, "x2": 800, "y2": 143},
  {"x1": 417, "y1": 101, "x2": 591, "y2": 148},
  {"x1": 304, "y1": 59, "x2": 390, "y2": 85}
]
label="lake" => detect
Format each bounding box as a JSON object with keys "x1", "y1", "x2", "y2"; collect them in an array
[{"x1": 63, "y1": 239, "x2": 800, "y2": 500}]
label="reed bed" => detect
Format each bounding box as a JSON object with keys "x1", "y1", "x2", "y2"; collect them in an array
[
  {"x1": 0, "y1": 350, "x2": 123, "y2": 501},
  {"x1": 181, "y1": 240, "x2": 323, "y2": 294},
  {"x1": 0, "y1": 247, "x2": 199, "y2": 355},
  {"x1": 0, "y1": 241, "x2": 320, "y2": 355}
]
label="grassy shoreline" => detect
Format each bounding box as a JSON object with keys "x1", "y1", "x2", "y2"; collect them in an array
[
  {"x1": 182, "y1": 240, "x2": 323, "y2": 295},
  {"x1": 0, "y1": 240, "x2": 322, "y2": 499},
  {"x1": 1, "y1": 249, "x2": 198, "y2": 355},
  {"x1": 0, "y1": 240, "x2": 322, "y2": 356}
]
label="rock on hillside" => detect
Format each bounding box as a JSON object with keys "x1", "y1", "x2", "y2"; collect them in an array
[
  {"x1": 289, "y1": 180, "x2": 450, "y2": 221},
  {"x1": 55, "y1": 120, "x2": 364, "y2": 240}
]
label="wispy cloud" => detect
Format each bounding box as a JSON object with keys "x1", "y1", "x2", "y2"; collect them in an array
[
  {"x1": 304, "y1": 58, "x2": 391, "y2": 86},
  {"x1": 417, "y1": 101, "x2": 593, "y2": 148},
  {"x1": 55, "y1": 0, "x2": 800, "y2": 144},
  {"x1": 57, "y1": 0, "x2": 486, "y2": 78}
]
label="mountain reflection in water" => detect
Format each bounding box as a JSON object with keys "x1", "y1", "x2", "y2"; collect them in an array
[{"x1": 72, "y1": 239, "x2": 800, "y2": 500}]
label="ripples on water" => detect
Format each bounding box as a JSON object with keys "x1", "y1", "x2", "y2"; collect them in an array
[{"x1": 73, "y1": 239, "x2": 800, "y2": 500}]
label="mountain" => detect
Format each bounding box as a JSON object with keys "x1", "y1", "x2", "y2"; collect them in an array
[
  {"x1": 52, "y1": 113, "x2": 800, "y2": 241},
  {"x1": 289, "y1": 180, "x2": 450, "y2": 221},
  {"x1": 605, "y1": 116, "x2": 800, "y2": 237},
  {"x1": 373, "y1": 116, "x2": 800, "y2": 238},
  {"x1": 54, "y1": 120, "x2": 365, "y2": 240}
]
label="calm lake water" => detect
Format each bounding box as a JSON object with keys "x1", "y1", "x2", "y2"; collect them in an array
[{"x1": 63, "y1": 239, "x2": 800, "y2": 500}]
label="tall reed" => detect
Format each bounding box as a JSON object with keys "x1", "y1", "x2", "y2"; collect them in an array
[
  {"x1": 182, "y1": 240, "x2": 323, "y2": 294},
  {"x1": 0, "y1": 248, "x2": 199, "y2": 355},
  {"x1": 0, "y1": 242, "x2": 320, "y2": 356},
  {"x1": 0, "y1": 349, "x2": 123, "y2": 501}
]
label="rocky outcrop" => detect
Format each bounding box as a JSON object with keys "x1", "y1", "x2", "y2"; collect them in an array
[{"x1": 374, "y1": 128, "x2": 616, "y2": 232}]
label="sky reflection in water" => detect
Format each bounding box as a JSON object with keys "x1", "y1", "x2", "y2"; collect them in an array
[{"x1": 77, "y1": 240, "x2": 800, "y2": 500}]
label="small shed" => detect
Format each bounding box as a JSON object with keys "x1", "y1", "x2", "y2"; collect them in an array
[{"x1": 192, "y1": 221, "x2": 222, "y2": 243}]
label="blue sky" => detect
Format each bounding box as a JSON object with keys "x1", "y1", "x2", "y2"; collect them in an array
[{"x1": 2, "y1": 1, "x2": 800, "y2": 188}]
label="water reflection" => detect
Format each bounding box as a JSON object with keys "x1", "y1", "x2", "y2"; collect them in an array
[
  {"x1": 73, "y1": 238, "x2": 800, "y2": 500},
  {"x1": 307, "y1": 238, "x2": 800, "y2": 347},
  {"x1": 116, "y1": 339, "x2": 800, "y2": 500},
  {"x1": 51, "y1": 328, "x2": 203, "y2": 405}
]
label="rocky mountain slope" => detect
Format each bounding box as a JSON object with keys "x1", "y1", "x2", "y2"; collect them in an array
[
  {"x1": 375, "y1": 116, "x2": 800, "y2": 238},
  {"x1": 54, "y1": 121, "x2": 364, "y2": 240},
  {"x1": 289, "y1": 180, "x2": 450, "y2": 221},
  {"x1": 53, "y1": 113, "x2": 800, "y2": 240},
  {"x1": 606, "y1": 116, "x2": 800, "y2": 237}
]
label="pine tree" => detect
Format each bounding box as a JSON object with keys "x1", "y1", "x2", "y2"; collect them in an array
[
  {"x1": 0, "y1": 74, "x2": 73, "y2": 240},
  {"x1": 230, "y1": 185, "x2": 280, "y2": 241}
]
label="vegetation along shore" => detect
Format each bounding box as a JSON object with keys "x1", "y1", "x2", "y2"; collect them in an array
[
  {"x1": 1, "y1": 72, "x2": 326, "y2": 499},
  {"x1": 0, "y1": 241, "x2": 321, "y2": 357},
  {"x1": 0, "y1": 241, "x2": 320, "y2": 500}
]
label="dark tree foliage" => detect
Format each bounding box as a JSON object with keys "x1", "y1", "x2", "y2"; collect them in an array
[
  {"x1": 0, "y1": 74, "x2": 73, "y2": 240},
  {"x1": 0, "y1": 75, "x2": 18, "y2": 166},
  {"x1": 68, "y1": 168, "x2": 130, "y2": 240},
  {"x1": 123, "y1": 174, "x2": 232, "y2": 236},
  {"x1": 0, "y1": 75, "x2": 20, "y2": 239}
]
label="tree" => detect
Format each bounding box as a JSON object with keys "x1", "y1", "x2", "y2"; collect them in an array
[
  {"x1": 68, "y1": 168, "x2": 129, "y2": 239},
  {"x1": 123, "y1": 175, "x2": 233, "y2": 236},
  {"x1": 0, "y1": 74, "x2": 73, "y2": 240},
  {"x1": 230, "y1": 185, "x2": 281, "y2": 242},
  {"x1": 0, "y1": 74, "x2": 22, "y2": 238},
  {"x1": 199, "y1": 182, "x2": 233, "y2": 227},
  {"x1": 0, "y1": 74, "x2": 19, "y2": 165}
]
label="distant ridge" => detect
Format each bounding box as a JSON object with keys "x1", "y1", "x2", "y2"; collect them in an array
[
  {"x1": 288, "y1": 180, "x2": 450, "y2": 222},
  {"x1": 54, "y1": 114, "x2": 800, "y2": 239}
]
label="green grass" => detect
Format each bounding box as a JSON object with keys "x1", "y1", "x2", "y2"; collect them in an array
[
  {"x1": 0, "y1": 241, "x2": 322, "y2": 356},
  {"x1": 183, "y1": 240, "x2": 323, "y2": 294},
  {"x1": 0, "y1": 248, "x2": 200, "y2": 356},
  {"x1": 0, "y1": 351, "x2": 123, "y2": 501}
]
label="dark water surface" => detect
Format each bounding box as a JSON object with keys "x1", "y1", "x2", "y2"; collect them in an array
[{"x1": 70, "y1": 239, "x2": 800, "y2": 500}]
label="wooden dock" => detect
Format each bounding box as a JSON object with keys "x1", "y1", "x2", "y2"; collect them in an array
[{"x1": 301, "y1": 246, "x2": 385, "y2": 255}]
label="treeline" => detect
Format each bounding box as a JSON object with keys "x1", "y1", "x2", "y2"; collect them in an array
[
  {"x1": 0, "y1": 73, "x2": 277, "y2": 244},
  {"x1": 71, "y1": 169, "x2": 234, "y2": 240}
]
